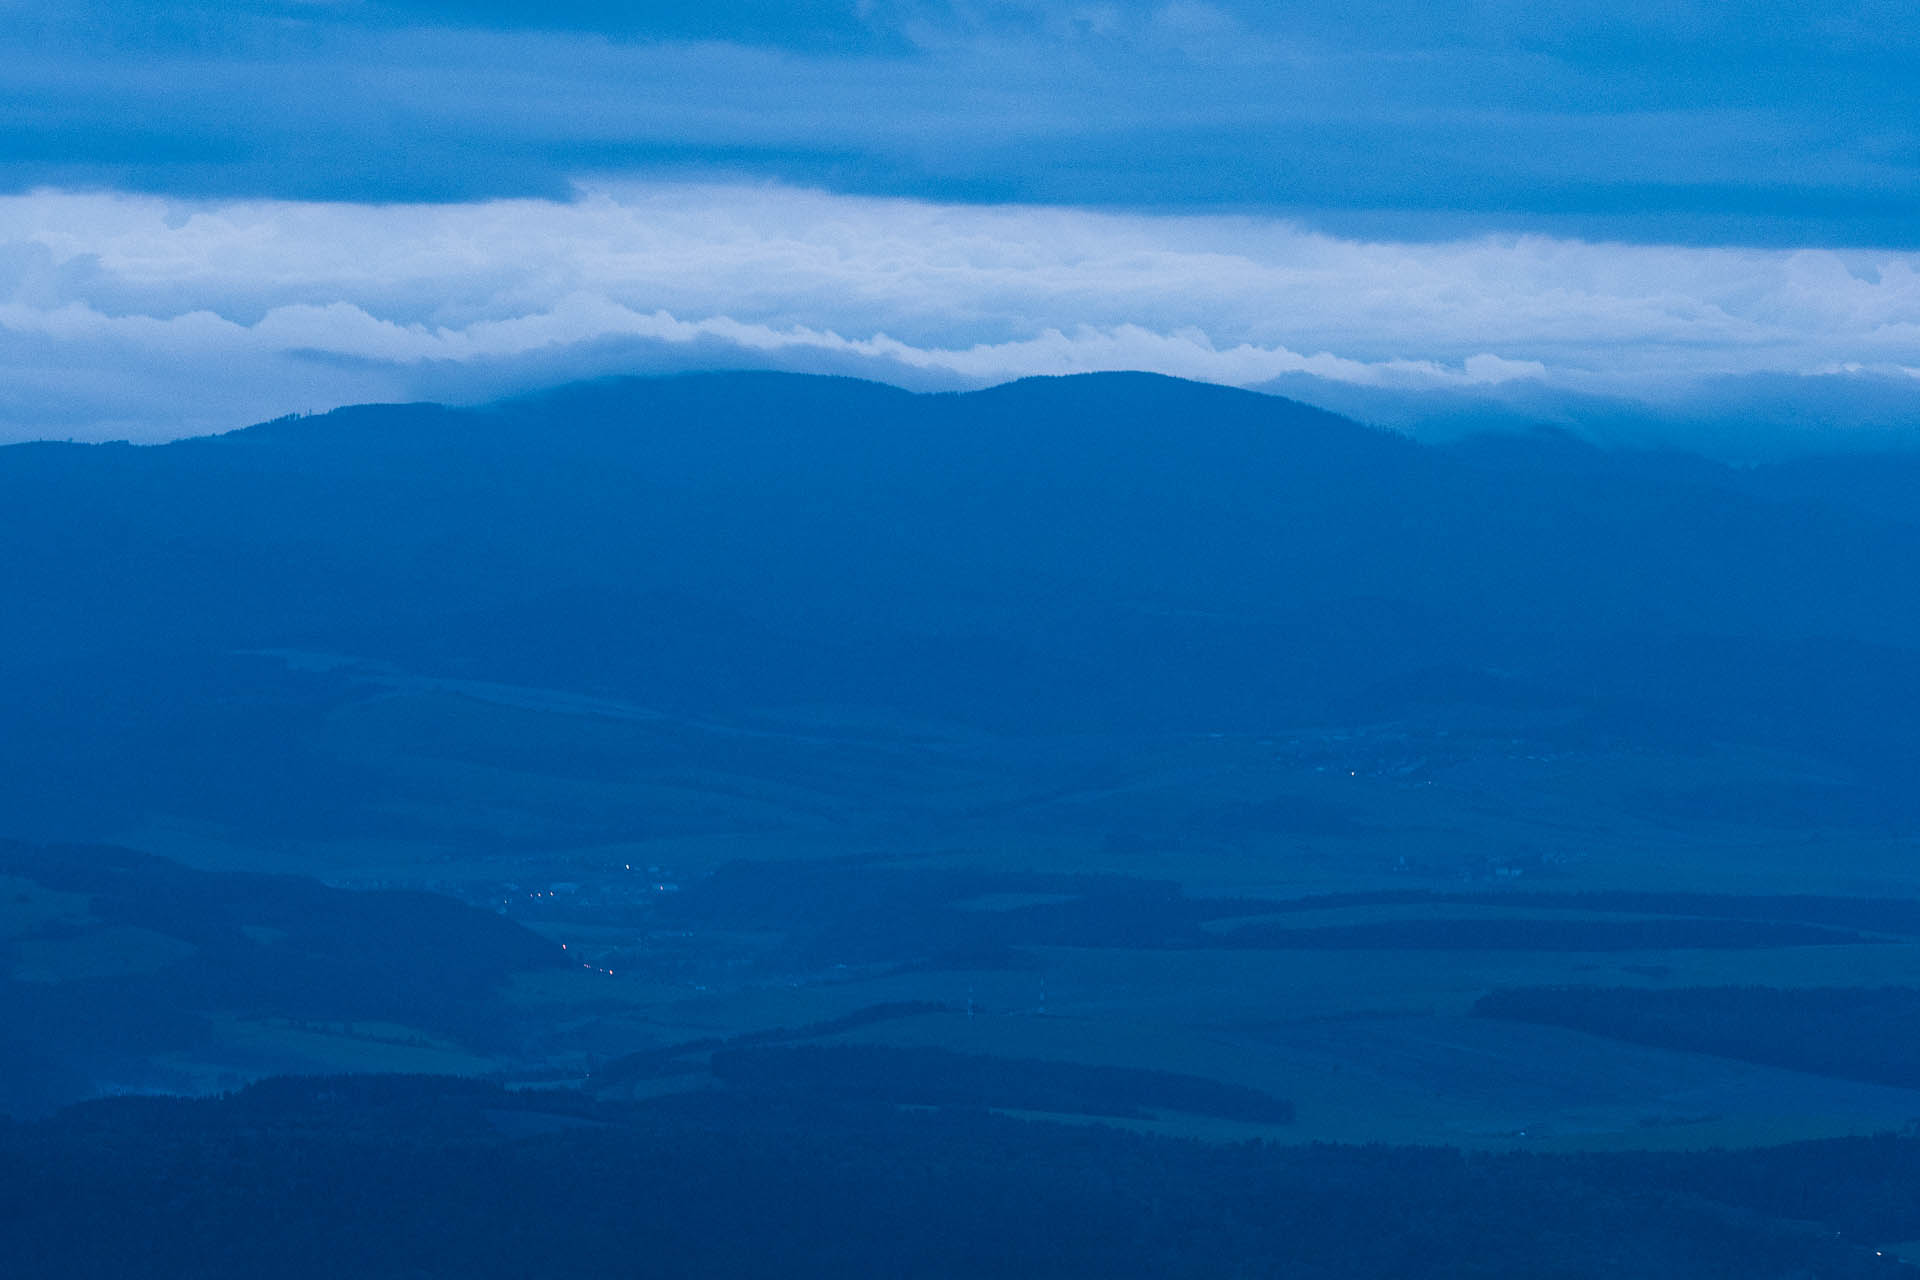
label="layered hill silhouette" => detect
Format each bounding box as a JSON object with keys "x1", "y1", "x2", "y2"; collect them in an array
[
  {"x1": 0, "y1": 838, "x2": 564, "y2": 1115},
  {"x1": 3, "y1": 370, "x2": 1919, "y2": 839}
]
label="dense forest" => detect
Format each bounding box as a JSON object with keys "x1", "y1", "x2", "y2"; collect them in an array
[
  {"x1": 1476, "y1": 986, "x2": 1920, "y2": 1090},
  {"x1": 3, "y1": 1074, "x2": 1917, "y2": 1279}
]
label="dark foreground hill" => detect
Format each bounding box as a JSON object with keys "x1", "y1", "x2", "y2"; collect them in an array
[
  {"x1": 4, "y1": 1073, "x2": 1917, "y2": 1279},
  {"x1": 3, "y1": 370, "x2": 1920, "y2": 842}
]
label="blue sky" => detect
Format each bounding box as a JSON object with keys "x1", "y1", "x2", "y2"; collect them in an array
[{"x1": 1, "y1": 1, "x2": 1917, "y2": 445}]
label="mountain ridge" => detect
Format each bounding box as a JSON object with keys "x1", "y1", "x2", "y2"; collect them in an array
[{"x1": 4, "y1": 368, "x2": 1919, "y2": 841}]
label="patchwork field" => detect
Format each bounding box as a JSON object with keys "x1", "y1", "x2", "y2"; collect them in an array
[{"x1": 2, "y1": 654, "x2": 1913, "y2": 1150}]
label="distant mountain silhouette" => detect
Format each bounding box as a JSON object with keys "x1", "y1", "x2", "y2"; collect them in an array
[{"x1": 4, "y1": 370, "x2": 1920, "y2": 835}]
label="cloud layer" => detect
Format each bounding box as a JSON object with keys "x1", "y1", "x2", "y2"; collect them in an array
[
  {"x1": 1, "y1": 2, "x2": 1916, "y2": 245},
  {"x1": 1, "y1": 181, "x2": 1917, "y2": 445}
]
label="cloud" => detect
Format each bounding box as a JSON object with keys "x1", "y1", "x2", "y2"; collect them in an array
[
  {"x1": 0, "y1": 181, "x2": 1917, "y2": 445},
  {"x1": 0, "y1": 2, "x2": 1915, "y2": 245}
]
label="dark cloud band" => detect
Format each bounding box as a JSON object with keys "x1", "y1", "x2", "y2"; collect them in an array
[{"x1": 0, "y1": 2, "x2": 1914, "y2": 245}]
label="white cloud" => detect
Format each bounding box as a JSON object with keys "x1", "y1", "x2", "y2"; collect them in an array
[{"x1": 0, "y1": 180, "x2": 1917, "y2": 441}]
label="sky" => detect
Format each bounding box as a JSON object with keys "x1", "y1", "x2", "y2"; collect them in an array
[{"x1": 1, "y1": 0, "x2": 1917, "y2": 448}]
